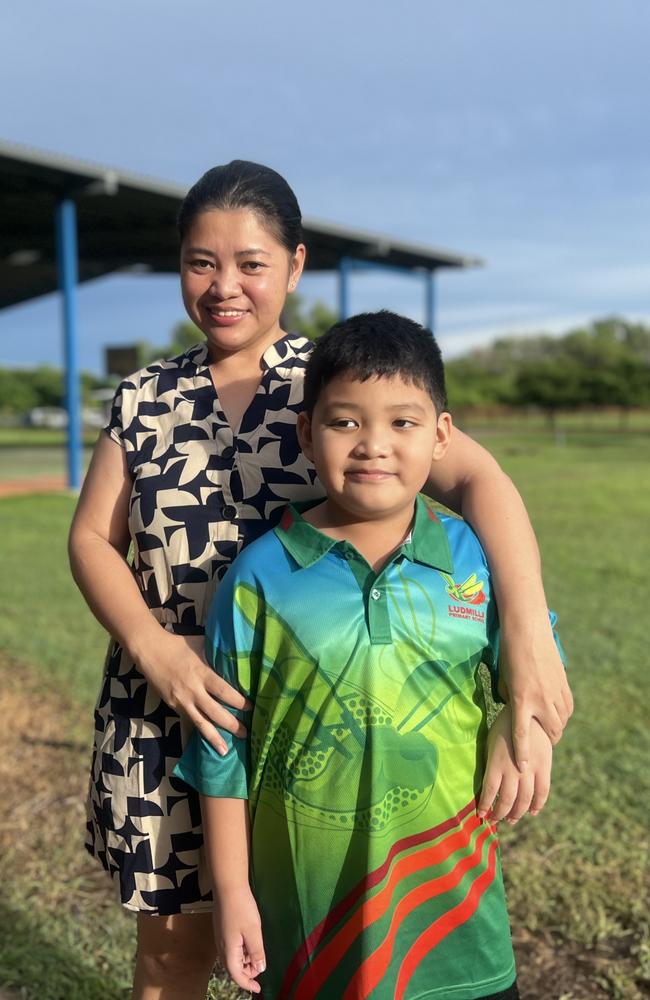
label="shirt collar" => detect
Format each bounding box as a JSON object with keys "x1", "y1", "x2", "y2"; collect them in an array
[
  {"x1": 275, "y1": 495, "x2": 454, "y2": 574},
  {"x1": 183, "y1": 334, "x2": 310, "y2": 374}
]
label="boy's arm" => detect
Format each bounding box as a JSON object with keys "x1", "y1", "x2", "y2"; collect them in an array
[
  {"x1": 201, "y1": 795, "x2": 266, "y2": 995},
  {"x1": 477, "y1": 705, "x2": 553, "y2": 824},
  {"x1": 424, "y1": 424, "x2": 573, "y2": 770}
]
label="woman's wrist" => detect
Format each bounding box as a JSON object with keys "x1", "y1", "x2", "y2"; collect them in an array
[{"x1": 123, "y1": 617, "x2": 169, "y2": 673}]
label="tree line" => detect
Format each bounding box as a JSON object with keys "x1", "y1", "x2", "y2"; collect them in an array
[{"x1": 1, "y1": 309, "x2": 648, "y2": 418}]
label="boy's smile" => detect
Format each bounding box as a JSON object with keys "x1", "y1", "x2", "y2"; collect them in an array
[{"x1": 298, "y1": 373, "x2": 451, "y2": 533}]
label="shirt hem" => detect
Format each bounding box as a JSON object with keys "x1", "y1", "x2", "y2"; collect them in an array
[{"x1": 408, "y1": 961, "x2": 516, "y2": 999}]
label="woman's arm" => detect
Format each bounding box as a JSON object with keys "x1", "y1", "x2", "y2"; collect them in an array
[
  {"x1": 425, "y1": 425, "x2": 573, "y2": 769},
  {"x1": 68, "y1": 432, "x2": 248, "y2": 752},
  {"x1": 202, "y1": 796, "x2": 266, "y2": 994}
]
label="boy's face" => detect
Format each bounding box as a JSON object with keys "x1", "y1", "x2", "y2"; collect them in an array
[{"x1": 298, "y1": 373, "x2": 452, "y2": 523}]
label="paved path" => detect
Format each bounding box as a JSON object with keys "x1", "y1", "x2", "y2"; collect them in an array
[{"x1": 0, "y1": 475, "x2": 66, "y2": 497}]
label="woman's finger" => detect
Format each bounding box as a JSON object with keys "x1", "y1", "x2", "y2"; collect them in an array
[
  {"x1": 203, "y1": 669, "x2": 252, "y2": 711},
  {"x1": 510, "y1": 702, "x2": 532, "y2": 774},
  {"x1": 196, "y1": 689, "x2": 248, "y2": 738},
  {"x1": 190, "y1": 709, "x2": 229, "y2": 756}
]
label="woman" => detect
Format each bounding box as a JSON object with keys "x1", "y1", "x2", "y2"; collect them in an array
[{"x1": 69, "y1": 160, "x2": 572, "y2": 1000}]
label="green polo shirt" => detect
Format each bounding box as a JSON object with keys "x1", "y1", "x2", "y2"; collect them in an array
[{"x1": 175, "y1": 496, "x2": 517, "y2": 999}]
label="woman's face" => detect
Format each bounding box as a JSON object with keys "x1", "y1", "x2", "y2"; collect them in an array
[{"x1": 180, "y1": 207, "x2": 305, "y2": 361}]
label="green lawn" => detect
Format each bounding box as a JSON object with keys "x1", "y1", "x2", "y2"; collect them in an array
[{"x1": 0, "y1": 427, "x2": 648, "y2": 998}]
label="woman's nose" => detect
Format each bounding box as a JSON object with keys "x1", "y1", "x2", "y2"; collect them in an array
[{"x1": 207, "y1": 269, "x2": 241, "y2": 298}]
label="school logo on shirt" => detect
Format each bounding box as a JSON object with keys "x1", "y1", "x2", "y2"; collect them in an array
[{"x1": 441, "y1": 572, "x2": 486, "y2": 622}]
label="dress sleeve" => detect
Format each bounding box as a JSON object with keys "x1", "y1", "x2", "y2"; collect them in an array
[
  {"x1": 173, "y1": 559, "x2": 258, "y2": 799},
  {"x1": 104, "y1": 377, "x2": 136, "y2": 449}
]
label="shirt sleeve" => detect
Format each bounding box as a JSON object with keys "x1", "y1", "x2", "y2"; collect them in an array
[{"x1": 173, "y1": 558, "x2": 258, "y2": 799}]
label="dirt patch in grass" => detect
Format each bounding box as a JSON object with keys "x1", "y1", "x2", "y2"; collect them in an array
[{"x1": 0, "y1": 655, "x2": 646, "y2": 999}]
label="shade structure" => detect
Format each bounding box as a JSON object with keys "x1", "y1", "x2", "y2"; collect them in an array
[
  {"x1": 0, "y1": 139, "x2": 483, "y2": 309},
  {"x1": 0, "y1": 139, "x2": 484, "y2": 488}
]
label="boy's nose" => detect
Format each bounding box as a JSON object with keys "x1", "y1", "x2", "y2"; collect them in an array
[{"x1": 353, "y1": 434, "x2": 390, "y2": 458}]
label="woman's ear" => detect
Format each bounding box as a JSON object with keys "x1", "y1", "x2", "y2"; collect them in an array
[
  {"x1": 287, "y1": 244, "x2": 307, "y2": 292},
  {"x1": 297, "y1": 410, "x2": 314, "y2": 460},
  {"x1": 432, "y1": 411, "x2": 453, "y2": 462}
]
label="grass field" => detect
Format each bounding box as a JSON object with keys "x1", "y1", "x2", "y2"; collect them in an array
[{"x1": 0, "y1": 425, "x2": 648, "y2": 999}]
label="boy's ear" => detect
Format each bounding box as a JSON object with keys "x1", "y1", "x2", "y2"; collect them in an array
[
  {"x1": 296, "y1": 411, "x2": 314, "y2": 460},
  {"x1": 432, "y1": 411, "x2": 453, "y2": 462}
]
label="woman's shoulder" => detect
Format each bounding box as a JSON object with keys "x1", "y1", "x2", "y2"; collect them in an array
[
  {"x1": 264, "y1": 333, "x2": 314, "y2": 373},
  {"x1": 113, "y1": 343, "x2": 210, "y2": 396}
]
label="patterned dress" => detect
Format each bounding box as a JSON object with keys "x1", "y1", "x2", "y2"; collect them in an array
[{"x1": 85, "y1": 333, "x2": 322, "y2": 914}]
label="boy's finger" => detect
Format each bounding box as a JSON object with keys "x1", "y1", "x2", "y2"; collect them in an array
[
  {"x1": 477, "y1": 774, "x2": 502, "y2": 819},
  {"x1": 529, "y1": 776, "x2": 551, "y2": 816},
  {"x1": 490, "y1": 777, "x2": 518, "y2": 822},
  {"x1": 244, "y1": 926, "x2": 267, "y2": 977},
  {"x1": 225, "y1": 949, "x2": 263, "y2": 995},
  {"x1": 505, "y1": 774, "x2": 533, "y2": 825}
]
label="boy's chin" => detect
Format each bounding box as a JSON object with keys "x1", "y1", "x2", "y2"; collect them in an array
[{"x1": 332, "y1": 497, "x2": 418, "y2": 523}]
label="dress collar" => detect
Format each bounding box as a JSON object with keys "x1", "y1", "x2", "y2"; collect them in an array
[{"x1": 183, "y1": 333, "x2": 311, "y2": 374}]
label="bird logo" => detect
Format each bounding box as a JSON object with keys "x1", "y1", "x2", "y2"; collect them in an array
[{"x1": 441, "y1": 572, "x2": 486, "y2": 605}]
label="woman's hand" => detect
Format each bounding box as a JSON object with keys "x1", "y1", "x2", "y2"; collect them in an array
[
  {"x1": 423, "y1": 425, "x2": 573, "y2": 771},
  {"x1": 499, "y1": 612, "x2": 573, "y2": 771},
  {"x1": 478, "y1": 705, "x2": 553, "y2": 824},
  {"x1": 214, "y1": 885, "x2": 266, "y2": 995},
  {"x1": 137, "y1": 632, "x2": 250, "y2": 756}
]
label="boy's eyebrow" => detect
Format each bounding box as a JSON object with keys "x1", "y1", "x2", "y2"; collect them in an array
[{"x1": 323, "y1": 400, "x2": 430, "y2": 414}]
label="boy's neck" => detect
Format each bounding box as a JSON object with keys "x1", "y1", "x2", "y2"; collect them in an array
[{"x1": 301, "y1": 500, "x2": 416, "y2": 572}]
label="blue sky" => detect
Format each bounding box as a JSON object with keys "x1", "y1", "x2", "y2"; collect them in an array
[{"x1": 1, "y1": 0, "x2": 648, "y2": 372}]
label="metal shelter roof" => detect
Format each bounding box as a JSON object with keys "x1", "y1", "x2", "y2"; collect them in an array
[{"x1": 0, "y1": 140, "x2": 483, "y2": 309}]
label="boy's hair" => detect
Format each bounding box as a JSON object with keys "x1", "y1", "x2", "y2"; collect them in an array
[{"x1": 303, "y1": 310, "x2": 448, "y2": 415}]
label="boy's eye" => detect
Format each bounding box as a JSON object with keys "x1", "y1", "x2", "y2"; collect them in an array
[
  {"x1": 394, "y1": 418, "x2": 417, "y2": 428},
  {"x1": 330, "y1": 418, "x2": 358, "y2": 429}
]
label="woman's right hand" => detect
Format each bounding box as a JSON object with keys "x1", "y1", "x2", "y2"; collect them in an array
[{"x1": 137, "y1": 632, "x2": 250, "y2": 756}]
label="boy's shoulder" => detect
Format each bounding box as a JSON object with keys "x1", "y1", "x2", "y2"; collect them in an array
[
  {"x1": 224, "y1": 523, "x2": 286, "y2": 583},
  {"x1": 426, "y1": 508, "x2": 490, "y2": 582}
]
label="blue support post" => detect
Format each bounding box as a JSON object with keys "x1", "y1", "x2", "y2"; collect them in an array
[
  {"x1": 424, "y1": 270, "x2": 436, "y2": 333},
  {"x1": 55, "y1": 199, "x2": 82, "y2": 490},
  {"x1": 338, "y1": 255, "x2": 352, "y2": 319}
]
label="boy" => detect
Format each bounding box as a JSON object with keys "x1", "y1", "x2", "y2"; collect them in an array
[{"x1": 175, "y1": 311, "x2": 555, "y2": 999}]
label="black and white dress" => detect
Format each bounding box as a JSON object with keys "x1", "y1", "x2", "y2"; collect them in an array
[{"x1": 85, "y1": 334, "x2": 321, "y2": 914}]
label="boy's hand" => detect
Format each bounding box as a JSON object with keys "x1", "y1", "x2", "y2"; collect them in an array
[
  {"x1": 499, "y1": 614, "x2": 572, "y2": 771},
  {"x1": 478, "y1": 705, "x2": 552, "y2": 825},
  {"x1": 214, "y1": 886, "x2": 266, "y2": 995}
]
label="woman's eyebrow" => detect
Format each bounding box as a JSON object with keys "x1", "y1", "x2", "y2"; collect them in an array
[
  {"x1": 235, "y1": 247, "x2": 271, "y2": 257},
  {"x1": 184, "y1": 246, "x2": 216, "y2": 257}
]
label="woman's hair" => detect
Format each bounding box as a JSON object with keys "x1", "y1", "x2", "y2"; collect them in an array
[{"x1": 177, "y1": 160, "x2": 303, "y2": 252}]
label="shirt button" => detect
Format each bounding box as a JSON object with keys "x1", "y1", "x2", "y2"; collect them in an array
[
  {"x1": 221, "y1": 445, "x2": 236, "y2": 460},
  {"x1": 370, "y1": 588, "x2": 382, "y2": 601},
  {"x1": 221, "y1": 504, "x2": 238, "y2": 520}
]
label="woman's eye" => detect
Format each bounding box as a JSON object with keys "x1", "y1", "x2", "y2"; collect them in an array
[
  {"x1": 242, "y1": 261, "x2": 265, "y2": 272},
  {"x1": 189, "y1": 258, "x2": 212, "y2": 271}
]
